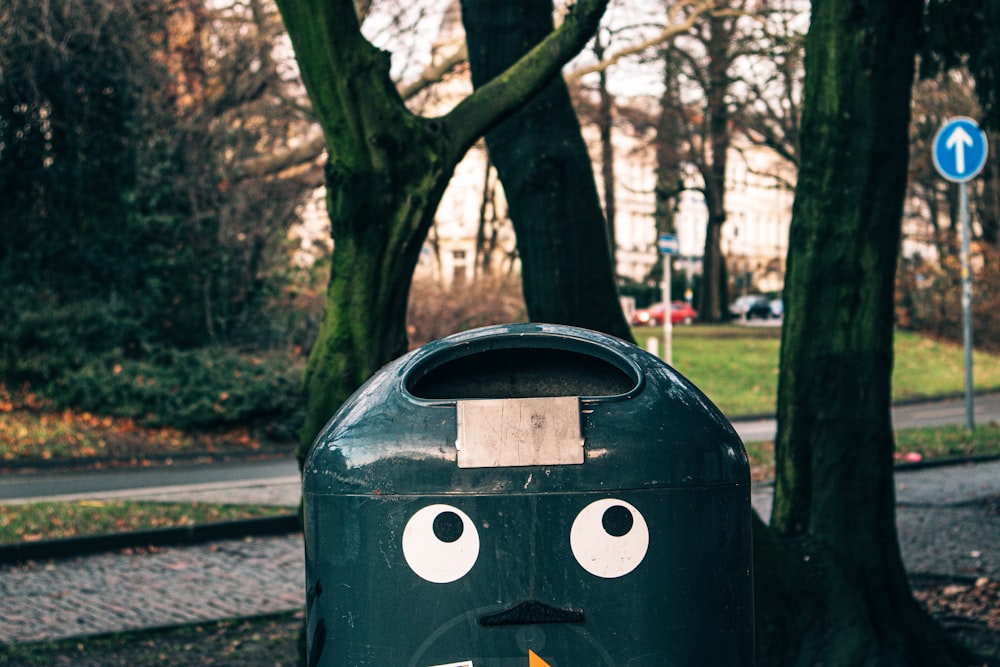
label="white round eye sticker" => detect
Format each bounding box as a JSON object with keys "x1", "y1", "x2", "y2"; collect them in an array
[
  {"x1": 402, "y1": 504, "x2": 480, "y2": 583},
  {"x1": 570, "y1": 498, "x2": 649, "y2": 578}
]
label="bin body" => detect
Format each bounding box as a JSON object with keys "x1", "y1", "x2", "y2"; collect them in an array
[{"x1": 303, "y1": 324, "x2": 753, "y2": 666}]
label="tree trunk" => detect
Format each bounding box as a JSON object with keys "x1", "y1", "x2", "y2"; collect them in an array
[
  {"x1": 698, "y1": 211, "x2": 728, "y2": 321},
  {"x1": 981, "y1": 135, "x2": 999, "y2": 246},
  {"x1": 595, "y1": 32, "x2": 617, "y2": 258},
  {"x1": 461, "y1": 0, "x2": 633, "y2": 342},
  {"x1": 277, "y1": 0, "x2": 449, "y2": 451},
  {"x1": 298, "y1": 162, "x2": 444, "y2": 450},
  {"x1": 759, "y1": 0, "x2": 981, "y2": 663},
  {"x1": 654, "y1": 53, "x2": 683, "y2": 238},
  {"x1": 696, "y1": 13, "x2": 734, "y2": 322}
]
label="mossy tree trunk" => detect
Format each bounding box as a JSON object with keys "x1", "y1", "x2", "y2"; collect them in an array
[
  {"x1": 461, "y1": 0, "x2": 633, "y2": 342},
  {"x1": 273, "y1": 0, "x2": 611, "y2": 453},
  {"x1": 756, "y1": 0, "x2": 982, "y2": 663}
]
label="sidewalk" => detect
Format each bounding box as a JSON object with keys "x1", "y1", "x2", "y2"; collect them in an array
[
  {"x1": 0, "y1": 478, "x2": 303, "y2": 645},
  {"x1": 1, "y1": 459, "x2": 998, "y2": 645}
]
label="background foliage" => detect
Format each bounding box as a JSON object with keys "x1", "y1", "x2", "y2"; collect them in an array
[{"x1": 0, "y1": 0, "x2": 317, "y2": 432}]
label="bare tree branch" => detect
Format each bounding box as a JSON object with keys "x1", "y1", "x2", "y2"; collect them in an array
[
  {"x1": 234, "y1": 39, "x2": 470, "y2": 182},
  {"x1": 232, "y1": 124, "x2": 326, "y2": 180},
  {"x1": 444, "y1": 0, "x2": 610, "y2": 156},
  {"x1": 565, "y1": 0, "x2": 716, "y2": 84},
  {"x1": 399, "y1": 41, "x2": 468, "y2": 99}
]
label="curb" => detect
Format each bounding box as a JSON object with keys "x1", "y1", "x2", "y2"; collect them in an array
[
  {"x1": 725, "y1": 389, "x2": 1000, "y2": 424},
  {"x1": 0, "y1": 609, "x2": 304, "y2": 650},
  {"x1": 0, "y1": 448, "x2": 294, "y2": 474},
  {"x1": 0, "y1": 514, "x2": 301, "y2": 565},
  {"x1": 893, "y1": 452, "x2": 1000, "y2": 472}
]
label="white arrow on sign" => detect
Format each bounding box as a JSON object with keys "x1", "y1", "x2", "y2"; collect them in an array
[{"x1": 945, "y1": 125, "x2": 974, "y2": 174}]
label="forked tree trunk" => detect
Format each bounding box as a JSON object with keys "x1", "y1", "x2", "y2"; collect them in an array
[
  {"x1": 275, "y1": 0, "x2": 611, "y2": 455},
  {"x1": 757, "y1": 0, "x2": 982, "y2": 663},
  {"x1": 298, "y1": 158, "x2": 449, "y2": 450}
]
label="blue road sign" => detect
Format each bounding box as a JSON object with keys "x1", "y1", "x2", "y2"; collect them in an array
[
  {"x1": 657, "y1": 233, "x2": 679, "y2": 255},
  {"x1": 933, "y1": 117, "x2": 989, "y2": 183}
]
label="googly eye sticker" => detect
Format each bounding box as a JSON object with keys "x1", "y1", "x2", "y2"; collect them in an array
[
  {"x1": 570, "y1": 498, "x2": 649, "y2": 578},
  {"x1": 402, "y1": 504, "x2": 480, "y2": 583}
]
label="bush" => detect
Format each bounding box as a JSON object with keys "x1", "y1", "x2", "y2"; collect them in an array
[
  {"x1": 896, "y1": 246, "x2": 1000, "y2": 354},
  {"x1": 0, "y1": 291, "x2": 144, "y2": 383},
  {"x1": 47, "y1": 346, "x2": 305, "y2": 434},
  {"x1": 407, "y1": 275, "x2": 527, "y2": 348}
]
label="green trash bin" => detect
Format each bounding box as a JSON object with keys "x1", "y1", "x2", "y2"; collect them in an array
[{"x1": 303, "y1": 323, "x2": 753, "y2": 666}]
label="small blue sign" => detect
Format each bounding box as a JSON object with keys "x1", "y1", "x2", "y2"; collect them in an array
[
  {"x1": 933, "y1": 117, "x2": 989, "y2": 183},
  {"x1": 657, "y1": 233, "x2": 679, "y2": 255}
]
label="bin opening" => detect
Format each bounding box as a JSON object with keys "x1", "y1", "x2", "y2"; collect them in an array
[{"x1": 407, "y1": 347, "x2": 638, "y2": 400}]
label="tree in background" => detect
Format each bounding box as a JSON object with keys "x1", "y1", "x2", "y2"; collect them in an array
[
  {"x1": 730, "y1": 0, "x2": 803, "y2": 172},
  {"x1": 273, "y1": 0, "x2": 611, "y2": 452},
  {"x1": 0, "y1": 0, "x2": 150, "y2": 299},
  {"x1": 757, "y1": 0, "x2": 981, "y2": 662},
  {"x1": 0, "y1": 0, "x2": 315, "y2": 367},
  {"x1": 689, "y1": 5, "x2": 741, "y2": 322},
  {"x1": 461, "y1": 0, "x2": 634, "y2": 342},
  {"x1": 922, "y1": 0, "x2": 998, "y2": 131},
  {"x1": 0, "y1": 0, "x2": 319, "y2": 436}
]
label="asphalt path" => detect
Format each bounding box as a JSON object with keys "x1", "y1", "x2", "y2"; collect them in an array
[
  {"x1": 2, "y1": 392, "x2": 998, "y2": 503},
  {"x1": 732, "y1": 391, "x2": 1000, "y2": 443},
  {"x1": 1, "y1": 458, "x2": 300, "y2": 503}
]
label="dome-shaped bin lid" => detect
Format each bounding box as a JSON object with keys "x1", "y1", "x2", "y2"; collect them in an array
[{"x1": 304, "y1": 323, "x2": 748, "y2": 496}]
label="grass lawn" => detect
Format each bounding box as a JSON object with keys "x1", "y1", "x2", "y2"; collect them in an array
[
  {"x1": 632, "y1": 325, "x2": 1000, "y2": 417},
  {"x1": 0, "y1": 500, "x2": 291, "y2": 545},
  {"x1": 743, "y1": 421, "x2": 1000, "y2": 481},
  {"x1": 0, "y1": 612, "x2": 304, "y2": 666}
]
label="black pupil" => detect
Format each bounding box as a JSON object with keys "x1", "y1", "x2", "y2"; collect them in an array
[
  {"x1": 602, "y1": 505, "x2": 633, "y2": 537},
  {"x1": 433, "y1": 511, "x2": 464, "y2": 543}
]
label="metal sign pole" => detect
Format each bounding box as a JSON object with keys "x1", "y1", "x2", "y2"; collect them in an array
[
  {"x1": 932, "y1": 117, "x2": 988, "y2": 432},
  {"x1": 663, "y1": 255, "x2": 672, "y2": 366},
  {"x1": 657, "y1": 233, "x2": 680, "y2": 366},
  {"x1": 960, "y1": 182, "x2": 974, "y2": 430}
]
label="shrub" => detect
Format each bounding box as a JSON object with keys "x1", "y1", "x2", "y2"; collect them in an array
[
  {"x1": 0, "y1": 291, "x2": 144, "y2": 383},
  {"x1": 896, "y1": 246, "x2": 1000, "y2": 354},
  {"x1": 47, "y1": 346, "x2": 305, "y2": 434},
  {"x1": 407, "y1": 275, "x2": 527, "y2": 348}
]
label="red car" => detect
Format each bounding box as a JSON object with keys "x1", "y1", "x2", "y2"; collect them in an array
[{"x1": 631, "y1": 301, "x2": 697, "y2": 326}]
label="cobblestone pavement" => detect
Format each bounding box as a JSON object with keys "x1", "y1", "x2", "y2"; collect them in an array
[
  {"x1": 753, "y1": 459, "x2": 1000, "y2": 580},
  {"x1": 0, "y1": 534, "x2": 304, "y2": 644},
  {"x1": 1, "y1": 460, "x2": 997, "y2": 645}
]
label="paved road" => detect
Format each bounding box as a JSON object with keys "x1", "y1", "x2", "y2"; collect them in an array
[
  {"x1": 732, "y1": 391, "x2": 1000, "y2": 443},
  {"x1": 1, "y1": 458, "x2": 300, "y2": 504}
]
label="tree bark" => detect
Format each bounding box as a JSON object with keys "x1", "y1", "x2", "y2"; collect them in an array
[
  {"x1": 758, "y1": 0, "x2": 982, "y2": 663},
  {"x1": 461, "y1": 0, "x2": 634, "y2": 342}
]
